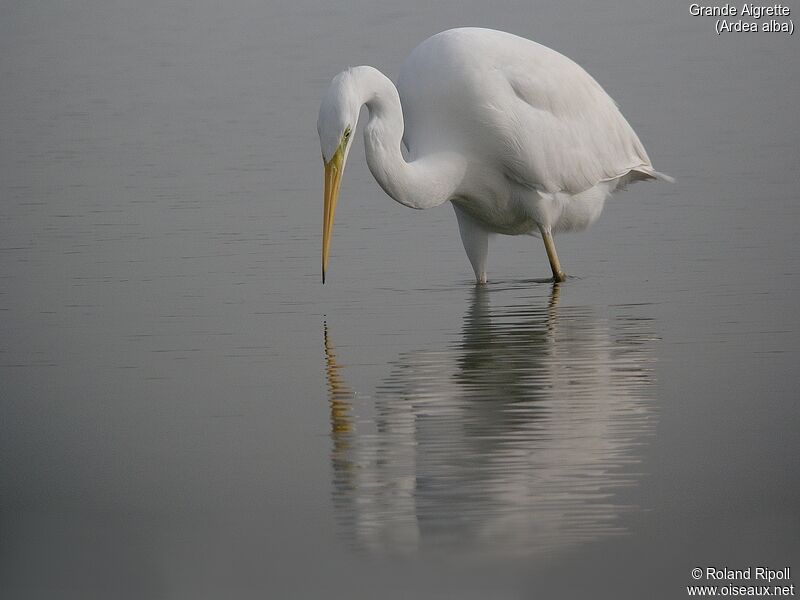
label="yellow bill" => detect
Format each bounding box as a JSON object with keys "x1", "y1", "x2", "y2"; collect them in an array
[{"x1": 322, "y1": 142, "x2": 345, "y2": 284}]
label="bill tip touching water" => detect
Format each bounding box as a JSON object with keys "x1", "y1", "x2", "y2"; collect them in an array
[{"x1": 318, "y1": 28, "x2": 672, "y2": 285}]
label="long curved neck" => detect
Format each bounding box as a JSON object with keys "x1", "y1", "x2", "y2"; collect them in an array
[{"x1": 350, "y1": 66, "x2": 466, "y2": 210}]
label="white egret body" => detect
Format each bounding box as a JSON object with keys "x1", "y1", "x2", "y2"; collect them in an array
[{"x1": 318, "y1": 28, "x2": 671, "y2": 284}]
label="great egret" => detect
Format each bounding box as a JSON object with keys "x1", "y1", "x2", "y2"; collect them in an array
[{"x1": 318, "y1": 28, "x2": 671, "y2": 284}]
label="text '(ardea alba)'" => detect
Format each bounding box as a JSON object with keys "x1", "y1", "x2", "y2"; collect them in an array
[{"x1": 318, "y1": 28, "x2": 672, "y2": 284}]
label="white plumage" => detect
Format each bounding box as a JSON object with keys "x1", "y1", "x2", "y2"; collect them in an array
[{"x1": 318, "y1": 28, "x2": 671, "y2": 284}]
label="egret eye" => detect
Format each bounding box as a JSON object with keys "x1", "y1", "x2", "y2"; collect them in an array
[{"x1": 343, "y1": 127, "x2": 351, "y2": 140}]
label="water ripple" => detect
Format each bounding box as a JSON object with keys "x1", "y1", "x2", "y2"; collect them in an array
[{"x1": 324, "y1": 284, "x2": 658, "y2": 560}]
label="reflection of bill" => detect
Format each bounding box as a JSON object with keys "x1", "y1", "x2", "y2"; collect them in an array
[{"x1": 324, "y1": 284, "x2": 658, "y2": 560}]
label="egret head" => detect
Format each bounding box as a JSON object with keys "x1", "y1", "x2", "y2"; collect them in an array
[{"x1": 318, "y1": 70, "x2": 360, "y2": 283}]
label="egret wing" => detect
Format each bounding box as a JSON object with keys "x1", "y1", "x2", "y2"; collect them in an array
[{"x1": 487, "y1": 53, "x2": 654, "y2": 194}]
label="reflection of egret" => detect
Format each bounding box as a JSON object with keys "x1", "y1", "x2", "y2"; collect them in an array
[
  {"x1": 318, "y1": 28, "x2": 672, "y2": 283},
  {"x1": 323, "y1": 321, "x2": 357, "y2": 504},
  {"x1": 324, "y1": 285, "x2": 658, "y2": 559},
  {"x1": 324, "y1": 320, "x2": 353, "y2": 436}
]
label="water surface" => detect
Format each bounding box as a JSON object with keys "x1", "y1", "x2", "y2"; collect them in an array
[{"x1": 1, "y1": 1, "x2": 798, "y2": 598}]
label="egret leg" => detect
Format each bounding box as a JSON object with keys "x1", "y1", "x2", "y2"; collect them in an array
[
  {"x1": 539, "y1": 226, "x2": 566, "y2": 283},
  {"x1": 454, "y1": 205, "x2": 489, "y2": 284}
]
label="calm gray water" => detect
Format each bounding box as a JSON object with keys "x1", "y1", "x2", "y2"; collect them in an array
[{"x1": 1, "y1": 1, "x2": 798, "y2": 598}]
